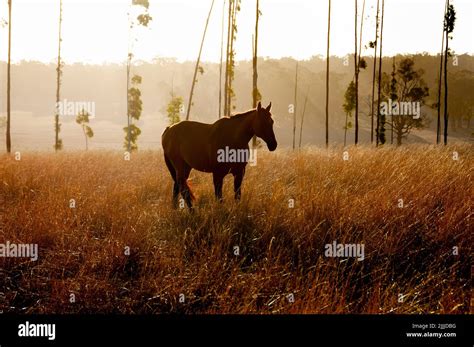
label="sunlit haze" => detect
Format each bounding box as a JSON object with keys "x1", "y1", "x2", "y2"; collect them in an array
[{"x1": 0, "y1": 0, "x2": 473, "y2": 64}]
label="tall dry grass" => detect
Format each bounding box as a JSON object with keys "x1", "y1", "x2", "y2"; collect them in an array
[{"x1": 0, "y1": 145, "x2": 472, "y2": 313}]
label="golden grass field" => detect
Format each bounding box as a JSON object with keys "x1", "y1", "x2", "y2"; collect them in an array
[{"x1": 0, "y1": 145, "x2": 472, "y2": 313}]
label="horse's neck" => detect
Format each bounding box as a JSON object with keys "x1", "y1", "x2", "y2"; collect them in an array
[{"x1": 232, "y1": 111, "x2": 255, "y2": 143}]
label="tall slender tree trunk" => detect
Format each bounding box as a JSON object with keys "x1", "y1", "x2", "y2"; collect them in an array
[
  {"x1": 376, "y1": 0, "x2": 385, "y2": 146},
  {"x1": 126, "y1": 7, "x2": 132, "y2": 152},
  {"x1": 390, "y1": 56, "x2": 395, "y2": 144},
  {"x1": 299, "y1": 85, "x2": 310, "y2": 149},
  {"x1": 223, "y1": 0, "x2": 232, "y2": 117},
  {"x1": 443, "y1": 0, "x2": 450, "y2": 145},
  {"x1": 252, "y1": 0, "x2": 260, "y2": 147},
  {"x1": 186, "y1": 0, "x2": 215, "y2": 120},
  {"x1": 218, "y1": 0, "x2": 226, "y2": 119},
  {"x1": 55, "y1": 0, "x2": 63, "y2": 152},
  {"x1": 325, "y1": 0, "x2": 331, "y2": 148},
  {"x1": 437, "y1": 0, "x2": 448, "y2": 144},
  {"x1": 6, "y1": 0, "x2": 12, "y2": 153},
  {"x1": 126, "y1": 56, "x2": 131, "y2": 152},
  {"x1": 370, "y1": 0, "x2": 380, "y2": 144},
  {"x1": 292, "y1": 62, "x2": 298, "y2": 150},
  {"x1": 354, "y1": 0, "x2": 359, "y2": 145},
  {"x1": 227, "y1": 0, "x2": 237, "y2": 114},
  {"x1": 358, "y1": 0, "x2": 366, "y2": 66}
]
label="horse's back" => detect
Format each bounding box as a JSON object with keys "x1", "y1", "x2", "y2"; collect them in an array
[
  {"x1": 162, "y1": 120, "x2": 216, "y2": 172},
  {"x1": 162, "y1": 121, "x2": 214, "y2": 146}
]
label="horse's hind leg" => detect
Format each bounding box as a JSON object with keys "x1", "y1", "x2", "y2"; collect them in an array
[{"x1": 164, "y1": 155, "x2": 179, "y2": 208}]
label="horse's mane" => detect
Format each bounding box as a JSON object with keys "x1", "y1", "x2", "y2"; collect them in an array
[{"x1": 228, "y1": 109, "x2": 256, "y2": 119}]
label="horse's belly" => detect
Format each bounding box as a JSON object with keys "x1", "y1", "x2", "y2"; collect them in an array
[
  {"x1": 181, "y1": 149, "x2": 213, "y2": 172},
  {"x1": 190, "y1": 162, "x2": 213, "y2": 173}
]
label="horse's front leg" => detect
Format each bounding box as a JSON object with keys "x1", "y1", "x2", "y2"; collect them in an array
[
  {"x1": 233, "y1": 167, "x2": 245, "y2": 200},
  {"x1": 213, "y1": 172, "x2": 224, "y2": 202}
]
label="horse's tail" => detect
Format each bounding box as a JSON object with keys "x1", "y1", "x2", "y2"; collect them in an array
[
  {"x1": 165, "y1": 154, "x2": 196, "y2": 202},
  {"x1": 164, "y1": 154, "x2": 176, "y2": 181}
]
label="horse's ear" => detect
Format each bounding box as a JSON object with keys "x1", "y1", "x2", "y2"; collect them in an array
[
  {"x1": 266, "y1": 102, "x2": 272, "y2": 112},
  {"x1": 257, "y1": 101, "x2": 262, "y2": 111}
]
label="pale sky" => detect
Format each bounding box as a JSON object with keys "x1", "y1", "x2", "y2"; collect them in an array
[{"x1": 0, "y1": 0, "x2": 473, "y2": 64}]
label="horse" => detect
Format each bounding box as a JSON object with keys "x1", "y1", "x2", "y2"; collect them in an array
[{"x1": 162, "y1": 101, "x2": 277, "y2": 209}]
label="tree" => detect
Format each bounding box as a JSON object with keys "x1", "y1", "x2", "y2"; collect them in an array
[
  {"x1": 223, "y1": 0, "x2": 232, "y2": 117},
  {"x1": 218, "y1": 0, "x2": 226, "y2": 119},
  {"x1": 123, "y1": 75, "x2": 144, "y2": 151},
  {"x1": 224, "y1": 0, "x2": 240, "y2": 115},
  {"x1": 75, "y1": 109, "x2": 94, "y2": 151},
  {"x1": 376, "y1": 0, "x2": 385, "y2": 146},
  {"x1": 6, "y1": 0, "x2": 12, "y2": 153},
  {"x1": 355, "y1": 0, "x2": 366, "y2": 144},
  {"x1": 343, "y1": 81, "x2": 356, "y2": 147},
  {"x1": 354, "y1": 0, "x2": 358, "y2": 144},
  {"x1": 126, "y1": 0, "x2": 152, "y2": 151},
  {"x1": 436, "y1": 0, "x2": 448, "y2": 144},
  {"x1": 389, "y1": 57, "x2": 396, "y2": 144},
  {"x1": 292, "y1": 62, "x2": 298, "y2": 150},
  {"x1": 186, "y1": 0, "x2": 215, "y2": 120},
  {"x1": 443, "y1": 1, "x2": 456, "y2": 145},
  {"x1": 380, "y1": 58, "x2": 429, "y2": 146},
  {"x1": 167, "y1": 95, "x2": 184, "y2": 125},
  {"x1": 251, "y1": 0, "x2": 261, "y2": 147},
  {"x1": 325, "y1": 0, "x2": 331, "y2": 148},
  {"x1": 299, "y1": 85, "x2": 310, "y2": 149},
  {"x1": 54, "y1": 0, "x2": 64, "y2": 152},
  {"x1": 369, "y1": 0, "x2": 380, "y2": 144}
]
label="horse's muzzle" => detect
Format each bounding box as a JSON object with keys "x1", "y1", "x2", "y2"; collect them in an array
[{"x1": 267, "y1": 140, "x2": 277, "y2": 152}]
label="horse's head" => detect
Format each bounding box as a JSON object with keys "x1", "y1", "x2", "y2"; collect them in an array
[{"x1": 254, "y1": 102, "x2": 277, "y2": 151}]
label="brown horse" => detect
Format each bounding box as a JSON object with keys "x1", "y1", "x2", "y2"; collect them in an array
[{"x1": 162, "y1": 102, "x2": 277, "y2": 209}]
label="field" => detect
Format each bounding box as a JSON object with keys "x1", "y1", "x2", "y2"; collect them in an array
[{"x1": 0, "y1": 145, "x2": 472, "y2": 314}]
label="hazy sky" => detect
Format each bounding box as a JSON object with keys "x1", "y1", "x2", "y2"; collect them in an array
[{"x1": 0, "y1": 0, "x2": 473, "y2": 64}]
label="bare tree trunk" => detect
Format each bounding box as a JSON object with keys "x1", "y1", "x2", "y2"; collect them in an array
[
  {"x1": 354, "y1": 0, "x2": 359, "y2": 145},
  {"x1": 437, "y1": 0, "x2": 448, "y2": 144},
  {"x1": 325, "y1": 0, "x2": 331, "y2": 148},
  {"x1": 223, "y1": 0, "x2": 232, "y2": 117},
  {"x1": 390, "y1": 115, "x2": 394, "y2": 144},
  {"x1": 292, "y1": 62, "x2": 298, "y2": 150},
  {"x1": 218, "y1": 0, "x2": 226, "y2": 119},
  {"x1": 252, "y1": 0, "x2": 260, "y2": 147},
  {"x1": 126, "y1": 56, "x2": 131, "y2": 152},
  {"x1": 126, "y1": 7, "x2": 132, "y2": 152},
  {"x1": 356, "y1": 0, "x2": 365, "y2": 145},
  {"x1": 370, "y1": 0, "x2": 380, "y2": 144},
  {"x1": 391, "y1": 56, "x2": 395, "y2": 145},
  {"x1": 227, "y1": 0, "x2": 237, "y2": 114},
  {"x1": 358, "y1": 0, "x2": 366, "y2": 67},
  {"x1": 299, "y1": 85, "x2": 310, "y2": 149},
  {"x1": 55, "y1": 0, "x2": 63, "y2": 152},
  {"x1": 376, "y1": 0, "x2": 385, "y2": 146},
  {"x1": 396, "y1": 131, "x2": 402, "y2": 146},
  {"x1": 6, "y1": 0, "x2": 12, "y2": 153},
  {"x1": 443, "y1": 0, "x2": 450, "y2": 145},
  {"x1": 186, "y1": 0, "x2": 215, "y2": 120}
]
